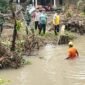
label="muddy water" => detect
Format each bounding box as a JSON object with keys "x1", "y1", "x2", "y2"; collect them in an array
[{"x1": 0, "y1": 35, "x2": 85, "y2": 85}]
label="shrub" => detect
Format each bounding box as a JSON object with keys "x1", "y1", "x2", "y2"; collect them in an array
[{"x1": 0, "y1": 0, "x2": 9, "y2": 13}]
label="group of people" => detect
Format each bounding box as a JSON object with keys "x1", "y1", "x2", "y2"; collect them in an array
[
  {"x1": 34, "y1": 9, "x2": 60, "y2": 35},
  {"x1": 34, "y1": 9, "x2": 47, "y2": 35},
  {"x1": 34, "y1": 9, "x2": 79, "y2": 59}
]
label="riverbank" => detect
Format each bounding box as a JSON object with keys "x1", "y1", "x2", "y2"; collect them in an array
[{"x1": 0, "y1": 26, "x2": 79, "y2": 69}]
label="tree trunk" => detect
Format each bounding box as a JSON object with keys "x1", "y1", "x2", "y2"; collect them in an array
[
  {"x1": 11, "y1": 20, "x2": 17, "y2": 51},
  {"x1": 9, "y1": 0, "x2": 17, "y2": 51}
]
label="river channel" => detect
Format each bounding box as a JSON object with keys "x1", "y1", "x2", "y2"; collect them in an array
[{"x1": 0, "y1": 35, "x2": 85, "y2": 85}]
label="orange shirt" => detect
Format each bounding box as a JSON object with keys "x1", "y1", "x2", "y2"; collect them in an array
[{"x1": 68, "y1": 47, "x2": 78, "y2": 59}]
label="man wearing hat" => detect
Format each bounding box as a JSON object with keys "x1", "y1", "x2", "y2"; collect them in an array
[{"x1": 66, "y1": 41, "x2": 79, "y2": 59}]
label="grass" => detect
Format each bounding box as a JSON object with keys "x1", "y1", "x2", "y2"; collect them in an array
[
  {"x1": 65, "y1": 31, "x2": 77, "y2": 40},
  {"x1": 0, "y1": 78, "x2": 11, "y2": 85},
  {"x1": 38, "y1": 32, "x2": 57, "y2": 40},
  {"x1": 22, "y1": 59, "x2": 32, "y2": 65}
]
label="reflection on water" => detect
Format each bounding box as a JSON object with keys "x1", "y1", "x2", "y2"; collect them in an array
[
  {"x1": 63, "y1": 57, "x2": 85, "y2": 85},
  {"x1": 0, "y1": 36, "x2": 85, "y2": 85}
]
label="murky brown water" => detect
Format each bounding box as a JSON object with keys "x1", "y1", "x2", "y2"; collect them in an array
[{"x1": 0, "y1": 35, "x2": 85, "y2": 85}]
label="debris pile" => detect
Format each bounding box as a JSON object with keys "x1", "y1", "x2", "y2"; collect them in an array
[
  {"x1": 58, "y1": 34, "x2": 71, "y2": 44},
  {"x1": 23, "y1": 35, "x2": 45, "y2": 55},
  {"x1": 65, "y1": 16, "x2": 85, "y2": 35},
  {"x1": 0, "y1": 43, "x2": 23, "y2": 69}
]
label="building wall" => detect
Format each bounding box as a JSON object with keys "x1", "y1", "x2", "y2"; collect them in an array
[{"x1": 26, "y1": 0, "x2": 79, "y2": 6}]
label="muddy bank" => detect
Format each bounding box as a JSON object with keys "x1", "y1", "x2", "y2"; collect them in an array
[
  {"x1": 0, "y1": 29, "x2": 76, "y2": 69},
  {"x1": 14, "y1": 31, "x2": 77, "y2": 55}
]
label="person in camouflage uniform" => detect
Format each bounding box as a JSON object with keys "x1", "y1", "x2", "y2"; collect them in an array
[{"x1": 25, "y1": 10, "x2": 31, "y2": 26}]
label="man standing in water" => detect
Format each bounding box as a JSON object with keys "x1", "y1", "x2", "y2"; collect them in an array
[{"x1": 66, "y1": 41, "x2": 79, "y2": 59}]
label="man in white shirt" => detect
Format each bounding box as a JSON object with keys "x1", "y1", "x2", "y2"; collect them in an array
[{"x1": 34, "y1": 10, "x2": 40, "y2": 30}]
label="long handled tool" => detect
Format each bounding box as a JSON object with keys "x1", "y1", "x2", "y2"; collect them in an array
[{"x1": 57, "y1": 25, "x2": 65, "y2": 44}]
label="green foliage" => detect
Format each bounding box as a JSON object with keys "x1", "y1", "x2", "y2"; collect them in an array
[
  {"x1": 0, "y1": 79, "x2": 4, "y2": 85},
  {"x1": 65, "y1": 31, "x2": 77, "y2": 40},
  {"x1": 83, "y1": 6, "x2": 85, "y2": 14},
  {"x1": 0, "y1": 78, "x2": 11, "y2": 85},
  {"x1": 0, "y1": 0, "x2": 9, "y2": 13},
  {"x1": 77, "y1": 0, "x2": 85, "y2": 13},
  {"x1": 16, "y1": 20, "x2": 22, "y2": 31},
  {"x1": 66, "y1": 12, "x2": 72, "y2": 18},
  {"x1": 23, "y1": 60, "x2": 32, "y2": 65},
  {"x1": 0, "y1": 15, "x2": 5, "y2": 24}
]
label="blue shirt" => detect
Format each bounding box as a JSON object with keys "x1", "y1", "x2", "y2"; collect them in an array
[{"x1": 39, "y1": 13, "x2": 47, "y2": 24}]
